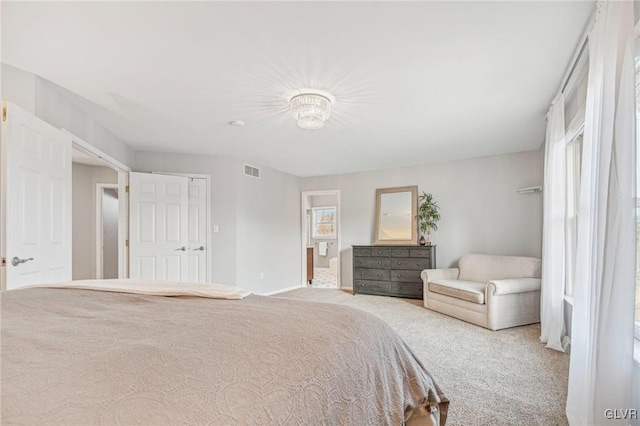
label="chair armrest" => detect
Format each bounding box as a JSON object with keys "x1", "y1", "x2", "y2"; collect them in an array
[
  {"x1": 421, "y1": 268, "x2": 459, "y2": 284},
  {"x1": 487, "y1": 278, "x2": 541, "y2": 296}
]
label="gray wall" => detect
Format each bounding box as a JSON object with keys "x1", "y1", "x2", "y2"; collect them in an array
[
  {"x1": 301, "y1": 150, "x2": 543, "y2": 289},
  {"x1": 1, "y1": 63, "x2": 135, "y2": 167},
  {"x1": 134, "y1": 151, "x2": 239, "y2": 286},
  {"x1": 235, "y1": 164, "x2": 302, "y2": 294},
  {"x1": 72, "y1": 163, "x2": 118, "y2": 280},
  {"x1": 102, "y1": 188, "x2": 119, "y2": 279},
  {"x1": 134, "y1": 151, "x2": 301, "y2": 294}
]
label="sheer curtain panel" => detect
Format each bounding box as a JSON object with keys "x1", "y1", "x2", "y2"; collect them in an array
[
  {"x1": 566, "y1": 1, "x2": 637, "y2": 424},
  {"x1": 540, "y1": 94, "x2": 569, "y2": 352}
]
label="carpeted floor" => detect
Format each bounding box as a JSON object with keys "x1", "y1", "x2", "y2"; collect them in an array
[{"x1": 276, "y1": 288, "x2": 569, "y2": 426}]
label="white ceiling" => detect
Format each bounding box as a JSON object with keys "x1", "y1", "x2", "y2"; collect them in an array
[
  {"x1": 71, "y1": 146, "x2": 114, "y2": 168},
  {"x1": 2, "y1": 1, "x2": 594, "y2": 177}
]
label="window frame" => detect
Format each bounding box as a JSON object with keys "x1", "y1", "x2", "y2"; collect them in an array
[
  {"x1": 565, "y1": 131, "x2": 584, "y2": 298},
  {"x1": 311, "y1": 206, "x2": 337, "y2": 240}
]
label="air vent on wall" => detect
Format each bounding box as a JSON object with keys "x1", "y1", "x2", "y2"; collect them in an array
[{"x1": 244, "y1": 164, "x2": 260, "y2": 179}]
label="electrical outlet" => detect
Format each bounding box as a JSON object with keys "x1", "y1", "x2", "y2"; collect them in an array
[
  {"x1": 259, "y1": 272, "x2": 264, "y2": 279},
  {"x1": 213, "y1": 225, "x2": 219, "y2": 233}
]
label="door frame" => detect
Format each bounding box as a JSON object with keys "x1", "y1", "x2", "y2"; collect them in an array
[
  {"x1": 63, "y1": 129, "x2": 131, "y2": 279},
  {"x1": 300, "y1": 190, "x2": 342, "y2": 288},
  {"x1": 95, "y1": 183, "x2": 119, "y2": 279},
  {"x1": 153, "y1": 172, "x2": 212, "y2": 283}
]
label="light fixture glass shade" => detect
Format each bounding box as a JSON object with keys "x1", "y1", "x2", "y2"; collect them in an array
[{"x1": 289, "y1": 93, "x2": 332, "y2": 130}]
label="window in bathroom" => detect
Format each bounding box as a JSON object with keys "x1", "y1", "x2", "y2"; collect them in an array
[{"x1": 312, "y1": 207, "x2": 336, "y2": 239}]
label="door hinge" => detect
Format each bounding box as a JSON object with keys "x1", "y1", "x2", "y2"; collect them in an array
[
  {"x1": 125, "y1": 185, "x2": 129, "y2": 193},
  {"x1": 1, "y1": 257, "x2": 6, "y2": 267},
  {"x1": 2, "y1": 101, "x2": 7, "y2": 122},
  {"x1": 125, "y1": 239, "x2": 129, "y2": 247}
]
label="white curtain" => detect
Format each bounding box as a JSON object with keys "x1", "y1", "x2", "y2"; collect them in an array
[
  {"x1": 566, "y1": 1, "x2": 637, "y2": 424},
  {"x1": 540, "y1": 94, "x2": 568, "y2": 352}
]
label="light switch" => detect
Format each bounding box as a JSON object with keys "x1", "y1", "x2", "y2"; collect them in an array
[{"x1": 213, "y1": 225, "x2": 219, "y2": 233}]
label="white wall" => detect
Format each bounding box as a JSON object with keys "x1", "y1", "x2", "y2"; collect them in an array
[
  {"x1": 1, "y1": 64, "x2": 36, "y2": 113},
  {"x1": 72, "y1": 163, "x2": 118, "y2": 280},
  {"x1": 301, "y1": 150, "x2": 543, "y2": 289},
  {"x1": 1, "y1": 63, "x2": 135, "y2": 168},
  {"x1": 134, "y1": 151, "x2": 301, "y2": 294}
]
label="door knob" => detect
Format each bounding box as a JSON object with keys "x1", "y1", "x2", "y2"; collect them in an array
[
  {"x1": 11, "y1": 257, "x2": 34, "y2": 267},
  {"x1": 192, "y1": 246, "x2": 205, "y2": 251},
  {"x1": 175, "y1": 247, "x2": 187, "y2": 251}
]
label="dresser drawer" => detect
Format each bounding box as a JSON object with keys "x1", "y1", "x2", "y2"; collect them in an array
[
  {"x1": 370, "y1": 248, "x2": 390, "y2": 257},
  {"x1": 353, "y1": 248, "x2": 372, "y2": 257},
  {"x1": 391, "y1": 258, "x2": 430, "y2": 271},
  {"x1": 354, "y1": 257, "x2": 391, "y2": 269},
  {"x1": 354, "y1": 268, "x2": 390, "y2": 281},
  {"x1": 391, "y1": 282, "x2": 423, "y2": 298},
  {"x1": 390, "y1": 269, "x2": 422, "y2": 283},
  {"x1": 391, "y1": 249, "x2": 410, "y2": 257},
  {"x1": 409, "y1": 248, "x2": 431, "y2": 257},
  {"x1": 354, "y1": 280, "x2": 390, "y2": 295}
]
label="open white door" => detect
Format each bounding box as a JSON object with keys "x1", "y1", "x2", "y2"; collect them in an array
[
  {"x1": 1, "y1": 102, "x2": 72, "y2": 290},
  {"x1": 129, "y1": 172, "x2": 189, "y2": 281}
]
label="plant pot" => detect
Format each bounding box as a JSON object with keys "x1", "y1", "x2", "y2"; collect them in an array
[{"x1": 419, "y1": 235, "x2": 426, "y2": 246}]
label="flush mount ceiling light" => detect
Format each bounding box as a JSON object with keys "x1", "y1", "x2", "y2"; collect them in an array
[{"x1": 288, "y1": 89, "x2": 334, "y2": 130}]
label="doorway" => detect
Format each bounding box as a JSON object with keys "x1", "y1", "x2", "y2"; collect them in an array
[
  {"x1": 67, "y1": 130, "x2": 130, "y2": 279},
  {"x1": 301, "y1": 190, "x2": 341, "y2": 289}
]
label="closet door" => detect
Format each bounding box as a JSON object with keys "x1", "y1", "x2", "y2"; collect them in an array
[
  {"x1": 1, "y1": 102, "x2": 72, "y2": 289},
  {"x1": 186, "y1": 177, "x2": 208, "y2": 283},
  {"x1": 129, "y1": 172, "x2": 189, "y2": 281}
]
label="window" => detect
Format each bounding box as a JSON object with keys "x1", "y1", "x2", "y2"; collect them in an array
[
  {"x1": 312, "y1": 207, "x2": 336, "y2": 239},
  {"x1": 565, "y1": 133, "x2": 583, "y2": 298}
]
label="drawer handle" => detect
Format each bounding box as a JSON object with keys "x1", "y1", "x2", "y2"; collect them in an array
[
  {"x1": 377, "y1": 251, "x2": 383, "y2": 255},
  {"x1": 417, "y1": 262, "x2": 422, "y2": 266},
  {"x1": 360, "y1": 283, "x2": 365, "y2": 287},
  {"x1": 361, "y1": 272, "x2": 365, "y2": 276},
  {"x1": 397, "y1": 274, "x2": 401, "y2": 277},
  {"x1": 377, "y1": 273, "x2": 382, "y2": 277},
  {"x1": 397, "y1": 251, "x2": 401, "y2": 255},
  {"x1": 377, "y1": 261, "x2": 381, "y2": 265},
  {"x1": 416, "y1": 252, "x2": 422, "y2": 255},
  {"x1": 397, "y1": 262, "x2": 401, "y2": 265}
]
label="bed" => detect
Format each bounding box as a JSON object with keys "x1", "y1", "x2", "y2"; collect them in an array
[{"x1": 1, "y1": 280, "x2": 449, "y2": 425}]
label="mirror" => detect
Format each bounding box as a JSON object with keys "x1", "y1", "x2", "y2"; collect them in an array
[{"x1": 374, "y1": 186, "x2": 418, "y2": 246}]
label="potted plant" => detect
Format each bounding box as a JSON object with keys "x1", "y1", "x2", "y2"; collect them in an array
[{"x1": 417, "y1": 192, "x2": 441, "y2": 246}]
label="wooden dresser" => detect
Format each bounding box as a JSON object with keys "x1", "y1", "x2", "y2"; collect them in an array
[{"x1": 352, "y1": 245, "x2": 436, "y2": 299}]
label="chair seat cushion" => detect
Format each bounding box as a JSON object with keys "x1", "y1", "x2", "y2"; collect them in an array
[{"x1": 428, "y1": 279, "x2": 486, "y2": 304}]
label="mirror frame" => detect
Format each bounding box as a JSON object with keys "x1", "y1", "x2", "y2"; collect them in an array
[{"x1": 374, "y1": 185, "x2": 418, "y2": 246}]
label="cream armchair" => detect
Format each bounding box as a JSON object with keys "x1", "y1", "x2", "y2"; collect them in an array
[{"x1": 421, "y1": 254, "x2": 542, "y2": 331}]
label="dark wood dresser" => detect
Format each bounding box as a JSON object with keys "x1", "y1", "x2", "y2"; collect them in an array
[{"x1": 352, "y1": 245, "x2": 436, "y2": 299}]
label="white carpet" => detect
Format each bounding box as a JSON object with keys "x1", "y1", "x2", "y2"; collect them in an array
[{"x1": 276, "y1": 288, "x2": 569, "y2": 426}]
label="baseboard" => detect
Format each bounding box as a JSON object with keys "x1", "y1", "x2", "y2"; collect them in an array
[{"x1": 261, "y1": 284, "x2": 305, "y2": 296}]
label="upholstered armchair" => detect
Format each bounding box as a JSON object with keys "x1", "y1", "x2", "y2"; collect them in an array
[{"x1": 421, "y1": 254, "x2": 542, "y2": 331}]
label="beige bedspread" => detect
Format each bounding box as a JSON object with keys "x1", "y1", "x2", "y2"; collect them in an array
[{"x1": 1, "y1": 286, "x2": 448, "y2": 425}]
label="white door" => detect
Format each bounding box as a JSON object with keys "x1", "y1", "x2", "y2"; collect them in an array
[
  {"x1": 187, "y1": 178, "x2": 208, "y2": 282},
  {"x1": 2, "y1": 102, "x2": 72, "y2": 289},
  {"x1": 129, "y1": 172, "x2": 189, "y2": 281}
]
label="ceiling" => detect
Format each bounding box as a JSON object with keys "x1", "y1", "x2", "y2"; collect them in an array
[{"x1": 2, "y1": 1, "x2": 594, "y2": 177}]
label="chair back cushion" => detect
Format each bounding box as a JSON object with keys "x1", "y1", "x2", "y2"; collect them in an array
[{"x1": 457, "y1": 254, "x2": 541, "y2": 283}]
